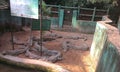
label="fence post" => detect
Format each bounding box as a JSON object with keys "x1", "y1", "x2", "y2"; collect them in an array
[
  {"x1": 107, "y1": 7, "x2": 110, "y2": 15},
  {"x1": 58, "y1": 9, "x2": 64, "y2": 28},
  {"x1": 91, "y1": 7, "x2": 96, "y2": 21},
  {"x1": 58, "y1": 5, "x2": 61, "y2": 12},
  {"x1": 77, "y1": 6, "x2": 80, "y2": 19},
  {"x1": 72, "y1": 10, "x2": 78, "y2": 28}
]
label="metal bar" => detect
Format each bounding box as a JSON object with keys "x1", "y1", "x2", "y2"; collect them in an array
[
  {"x1": 91, "y1": 7, "x2": 96, "y2": 21},
  {"x1": 61, "y1": 6, "x2": 78, "y2": 9},
  {"x1": 95, "y1": 15, "x2": 103, "y2": 17},
  {"x1": 80, "y1": 14, "x2": 93, "y2": 17},
  {"x1": 47, "y1": 4, "x2": 107, "y2": 12},
  {"x1": 10, "y1": 18, "x2": 14, "y2": 50},
  {"x1": 96, "y1": 9, "x2": 107, "y2": 12},
  {"x1": 80, "y1": 8, "x2": 94, "y2": 10},
  {"x1": 77, "y1": 6, "x2": 80, "y2": 19},
  {"x1": 106, "y1": 7, "x2": 110, "y2": 15},
  {"x1": 47, "y1": 4, "x2": 78, "y2": 9},
  {"x1": 40, "y1": 0, "x2": 43, "y2": 56},
  {"x1": 58, "y1": 5, "x2": 61, "y2": 12},
  {"x1": 30, "y1": 19, "x2": 32, "y2": 46},
  {"x1": 51, "y1": 11, "x2": 59, "y2": 14},
  {"x1": 11, "y1": 27, "x2": 14, "y2": 50}
]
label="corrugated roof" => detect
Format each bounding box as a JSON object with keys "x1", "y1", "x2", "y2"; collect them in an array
[{"x1": 0, "y1": 0, "x2": 9, "y2": 9}]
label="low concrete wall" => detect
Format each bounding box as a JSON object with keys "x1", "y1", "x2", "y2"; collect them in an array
[
  {"x1": 76, "y1": 20, "x2": 96, "y2": 34},
  {"x1": 90, "y1": 17, "x2": 120, "y2": 72},
  {"x1": 50, "y1": 17, "x2": 59, "y2": 29},
  {"x1": 0, "y1": 54, "x2": 69, "y2": 72},
  {"x1": 90, "y1": 22, "x2": 107, "y2": 63}
]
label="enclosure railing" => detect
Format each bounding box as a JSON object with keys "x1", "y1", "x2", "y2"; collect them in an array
[{"x1": 46, "y1": 4, "x2": 109, "y2": 21}]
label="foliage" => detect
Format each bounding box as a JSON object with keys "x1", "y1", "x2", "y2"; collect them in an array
[
  {"x1": 43, "y1": 0, "x2": 116, "y2": 9},
  {"x1": 88, "y1": 0, "x2": 113, "y2": 3},
  {"x1": 44, "y1": 0, "x2": 61, "y2": 5},
  {"x1": 60, "y1": 0, "x2": 87, "y2": 7},
  {"x1": 108, "y1": 0, "x2": 120, "y2": 23},
  {"x1": 41, "y1": 0, "x2": 51, "y2": 16},
  {"x1": 42, "y1": 1, "x2": 51, "y2": 15}
]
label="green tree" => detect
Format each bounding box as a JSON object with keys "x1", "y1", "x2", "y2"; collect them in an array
[
  {"x1": 88, "y1": 0, "x2": 114, "y2": 3},
  {"x1": 88, "y1": 0, "x2": 120, "y2": 24},
  {"x1": 42, "y1": 0, "x2": 51, "y2": 15}
]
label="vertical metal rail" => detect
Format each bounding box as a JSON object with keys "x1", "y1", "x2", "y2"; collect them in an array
[
  {"x1": 11, "y1": 24, "x2": 14, "y2": 50},
  {"x1": 10, "y1": 16, "x2": 14, "y2": 50},
  {"x1": 77, "y1": 6, "x2": 80, "y2": 19},
  {"x1": 107, "y1": 7, "x2": 110, "y2": 15},
  {"x1": 91, "y1": 7, "x2": 96, "y2": 21},
  {"x1": 30, "y1": 19, "x2": 33, "y2": 47},
  {"x1": 39, "y1": 0, "x2": 43, "y2": 56}
]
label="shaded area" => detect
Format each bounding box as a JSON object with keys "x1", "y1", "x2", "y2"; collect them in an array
[{"x1": 0, "y1": 62, "x2": 44, "y2": 72}]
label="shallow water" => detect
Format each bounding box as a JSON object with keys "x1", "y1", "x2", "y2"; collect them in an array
[{"x1": 0, "y1": 63, "x2": 43, "y2": 72}]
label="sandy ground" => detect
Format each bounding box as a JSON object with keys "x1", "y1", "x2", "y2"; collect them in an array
[{"x1": 0, "y1": 30, "x2": 95, "y2": 72}]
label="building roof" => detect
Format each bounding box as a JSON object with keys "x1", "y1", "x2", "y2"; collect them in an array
[{"x1": 0, "y1": 0, "x2": 9, "y2": 9}]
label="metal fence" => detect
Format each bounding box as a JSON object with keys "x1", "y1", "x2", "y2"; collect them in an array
[{"x1": 47, "y1": 4, "x2": 109, "y2": 21}]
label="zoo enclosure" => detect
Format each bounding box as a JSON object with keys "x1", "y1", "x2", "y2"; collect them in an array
[
  {"x1": 0, "y1": 4, "x2": 109, "y2": 32},
  {"x1": 47, "y1": 4, "x2": 109, "y2": 27}
]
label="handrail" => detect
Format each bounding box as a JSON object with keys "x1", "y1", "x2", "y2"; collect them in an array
[
  {"x1": 46, "y1": 4, "x2": 107, "y2": 11},
  {"x1": 46, "y1": 4, "x2": 108, "y2": 21}
]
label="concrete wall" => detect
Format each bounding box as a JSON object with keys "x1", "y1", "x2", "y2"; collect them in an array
[
  {"x1": 90, "y1": 18, "x2": 120, "y2": 72},
  {"x1": 0, "y1": 10, "x2": 22, "y2": 32},
  {"x1": 50, "y1": 17, "x2": 59, "y2": 29},
  {"x1": 0, "y1": 10, "x2": 22, "y2": 26},
  {"x1": 96, "y1": 42, "x2": 120, "y2": 72},
  {"x1": 76, "y1": 20, "x2": 96, "y2": 34},
  {"x1": 90, "y1": 22, "x2": 107, "y2": 63}
]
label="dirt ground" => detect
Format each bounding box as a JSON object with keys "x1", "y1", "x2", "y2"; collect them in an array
[{"x1": 0, "y1": 30, "x2": 95, "y2": 72}]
